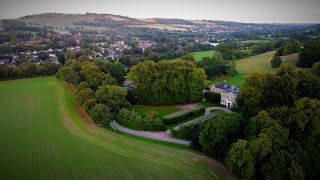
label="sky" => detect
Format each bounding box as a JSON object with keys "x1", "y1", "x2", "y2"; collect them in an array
[{"x1": 0, "y1": 0, "x2": 320, "y2": 23}]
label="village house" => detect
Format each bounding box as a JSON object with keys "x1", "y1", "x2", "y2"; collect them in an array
[{"x1": 210, "y1": 81, "x2": 240, "y2": 108}]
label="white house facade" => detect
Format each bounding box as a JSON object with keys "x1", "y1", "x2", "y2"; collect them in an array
[{"x1": 210, "y1": 81, "x2": 239, "y2": 108}]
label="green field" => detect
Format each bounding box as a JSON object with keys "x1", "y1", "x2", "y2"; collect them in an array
[
  {"x1": 211, "y1": 51, "x2": 276, "y2": 87},
  {"x1": 172, "y1": 50, "x2": 216, "y2": 61},
  {"x1": 133, "y1": 105, "x2": 180, "y2": 118},
  {"x1": 0, "y1": 77, "x2": 230, "y2": 179}
]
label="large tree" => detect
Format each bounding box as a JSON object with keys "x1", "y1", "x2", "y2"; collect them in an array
[
  {"x1": 96, "y1": 85, "x2": 129, "y2": 113},
  {"x1": 199, "y1": 113, "x2": 243, "y2": 158},
  {"x1": 128, "y1": 60, "x2": 206, "y2": 105},
  {"x1": 297, "y1": 38, "x2": 320, "y2": 68}
]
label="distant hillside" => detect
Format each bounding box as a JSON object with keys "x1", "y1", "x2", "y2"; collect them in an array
[
  {"x1": 16, "y1": 13, "x2": 227, "y2": 31},
  {"x1": 7, "y1": 12, "x2": 316, "y2": 33}
]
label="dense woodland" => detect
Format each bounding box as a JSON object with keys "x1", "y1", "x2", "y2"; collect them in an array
[
  {"x1": 55, "y1": 55, "x2": 130, "y2": 125},
  {"x1": 128, "y1": 60, "x2": 206, "y2": 105},
  {"x1": 196, "y1": 64, "x2": 320, "y2": 179}
]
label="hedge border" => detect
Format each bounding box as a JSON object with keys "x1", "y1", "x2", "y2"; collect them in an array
[
  {"x1": 116, "y1": 116, "x2": 166, "y2": 131},
  {"x1": 163, "y1": 106, "x2": 205, "y2": 125},
  {"x1": 171, "y1": 129, "x2": 194, "y2": 141}
]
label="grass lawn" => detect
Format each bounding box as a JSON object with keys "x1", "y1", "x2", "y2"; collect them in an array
[
  {"x1": 236, "y1": 51, "x2": 275, "y2": 75},
  {"x1": 0, "y1": 77, "x2": 226, "y2": 179},
  {"x1": 209, "y1": 51, "x2": 276, "y2": 87},
  {"x1": 133, "y1": 105, "x2": 180, "y2": 118},
  {"x1": 171, "y1": 50, "x2": 216, "y2": 62}
]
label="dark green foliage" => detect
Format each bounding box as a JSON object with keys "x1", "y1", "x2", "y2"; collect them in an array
[
  {"x1": 116, "y1": 116, "x2": 166, "y2": 131},
  {"x1": 82, "y1": 98, "x2": 97, "y2": 112},
  {"x1": 75, "y1": 88, "x2": 95, "y2": 106},
  {"x1": 199, "y1": 113, "x2": 243, "y2": 158},
  {"x1": 57, "y1": 53, "x2": 66, "y2": 65},
  {"x1": 88, "y1": 104, "x2": 113, "y2": 125},
  {"x1": 116, "y1": 109, "x2": 165, "y2": 131},
  {"x1": 94, "y1": 59, "x2": 126, "y2": 84},
  {"x1": 0, "y1": 61, "x2": 59, "y2": 79},
  {"x1": 163, "y1": 106, "x2": 205, "y2": 125},
  {"x1": 297, "y1": 38, "x2": 320, "y2": 68},
  {"x1": 204, "y1": 91, "x2": 221, "y2": 103},
  {"x1": 270, "y1": 55, "x2": 282, "y2": 68},
  {"x1": 126, "y1": 88, "x2": 138, "y2": 105},
  {"x1": 276, "y1": 39, "x2": 301, "y2": 56},
  {"x1": 96, "y1": 85, "x2": 130, "y2": 113},
  {"x1": 181, "y1": 54, "x2": 195, "y2": 61},
  {"x1": 289, "y1": 98, "x2": 320, "y2": 137},
  {"x1": 172, "y1": 123, "x2": 201, "y2": 141},
  {"x1": 196, "y1": 61, "x2": 320, "y2": 179},
  {"x1": 237, "y1": 64, "x2": 299, "y2": 118},
  {"x1": 76, "y1": 82, "x2": 90, "y2": 94},
  {"x1": 128, "y1": 60, "x2": 206, "y2": 105},
  {"x1": 225, "y1": 139, "x2": 256, "y2": 179},
  {"x1": 311, "y1": 61, "x2": 320, "y2": 77},
  {"x1": 171, "y1": 129, "x2": 194, "y2": 140},
  {"x1": 196, "y1": 58, "x2": 237, "y2": 79}
]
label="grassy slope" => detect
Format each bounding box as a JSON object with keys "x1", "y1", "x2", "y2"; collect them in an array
[
  {"x1": 213, "y1": 51, "x2": 276, "y2": 87},
  {"x1": 0, "y1": 77, "x2": 231, "y2": 179},
  {"x1": 281, "y1": 53, "x2": 299, "y2": 65},
  {"x1": 172, "y1": 50, "x2": 216, "y2": 61},
  {"x1": 133, "y1": 105, "x2": 180, "y2": 118}
]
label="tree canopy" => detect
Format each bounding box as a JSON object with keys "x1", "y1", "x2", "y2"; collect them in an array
[{"x1": 128, "y1": 60, "x2": 206, "y2": 105}]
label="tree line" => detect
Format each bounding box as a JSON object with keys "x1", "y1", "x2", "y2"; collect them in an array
[
  {"x1": 56, "y1": 56, "x2": 129, "y2": 125},
  {"x1": 0, "y1": 61, "x2": 60, "y2": 80}
]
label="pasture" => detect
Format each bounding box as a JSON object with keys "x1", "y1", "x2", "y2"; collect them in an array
[
  {"x1": 0, "y1": 77, "x2": 227, "y2": 179},
  {"x1": 211, "y1": 51, "x2": 275, "y2": 87},
  {"x1": 172, "y1": 50, "x2": 216, "y2": 61}
]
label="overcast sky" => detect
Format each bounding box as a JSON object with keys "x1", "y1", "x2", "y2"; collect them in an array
[{"x1": 0, "y1": 0, "x2": 319, "y2": 23}]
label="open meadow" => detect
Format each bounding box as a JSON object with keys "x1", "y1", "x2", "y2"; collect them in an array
[
  {"x1": 172, "y1": 50, "x2": 216, "y2": 61},
  {"x1": 0, "y1": 77, "x2": 231, "y2": 179}
]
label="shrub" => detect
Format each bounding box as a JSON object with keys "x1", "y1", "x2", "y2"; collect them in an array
[
  {"x1": 171, "y1": 129, "x2": 194, "y2": 140},
  {"x1": 271, "y1": 55, "x2": 282, "y2": 68},
  {"x1": 116, "y1": 116, "x2": 166, "y2": 131},
  {"x1": 76, "y1": 81, "x2": 90, "y2": 94},
  {"x1": 88, "y1": 104, "x2": 113, "y2": 125},
  {"x1": 204, "y1": 91, "x2": 221, "y2": 103},
  {"x1": 118, "y1": 108, "x2": 164, "y2": 125},
  {"x1": 75, "y1": 88, "x2": 95, "y2": 106},
  {"x1": 83, "y1": 98, "x2": 97, "y2": 111},
  {"x1": 163, "y1": 106, "x2": 205, "y2": 125}
]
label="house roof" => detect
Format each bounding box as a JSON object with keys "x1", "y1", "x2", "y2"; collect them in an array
[{"x1": 214, "y1": 83, "x2": 240, "y2": 95}]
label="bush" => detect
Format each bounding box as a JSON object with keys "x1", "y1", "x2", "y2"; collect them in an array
[
  {"x1": 271, "y1": 55, "x2": 282, "y2": 68},
  {"x1": 83, "y1": 98, "x2": 97, "y2": 111},
  {"x1": 171, "y1": 129, "x2": 194, "y2": 140},
  {"x1": 76, "y1": 81, "x2": 90, "y2": 94},
  {"x1": 204, "y1": 91, "x2": 221, "y2": 103},
  {"x1": 171, "y1": 123, "x2": 201, "y2": 140},
  {"x1": 116, "y1": 116, "x2": 166, "y2": 131},
  {"x1": 163, "y1": 106, "x2": 205, "y2": 125},
  {"x1": 75, "y1": 88, "x2": 95, "y2": 106},
  {"x1": 88, "y1": 104, "x2": 113, "y2": 125}
]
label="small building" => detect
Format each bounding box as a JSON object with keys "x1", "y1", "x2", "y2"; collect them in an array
[{"x1": 210, "y1": 81, "x2": 239, "y2": 108}]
